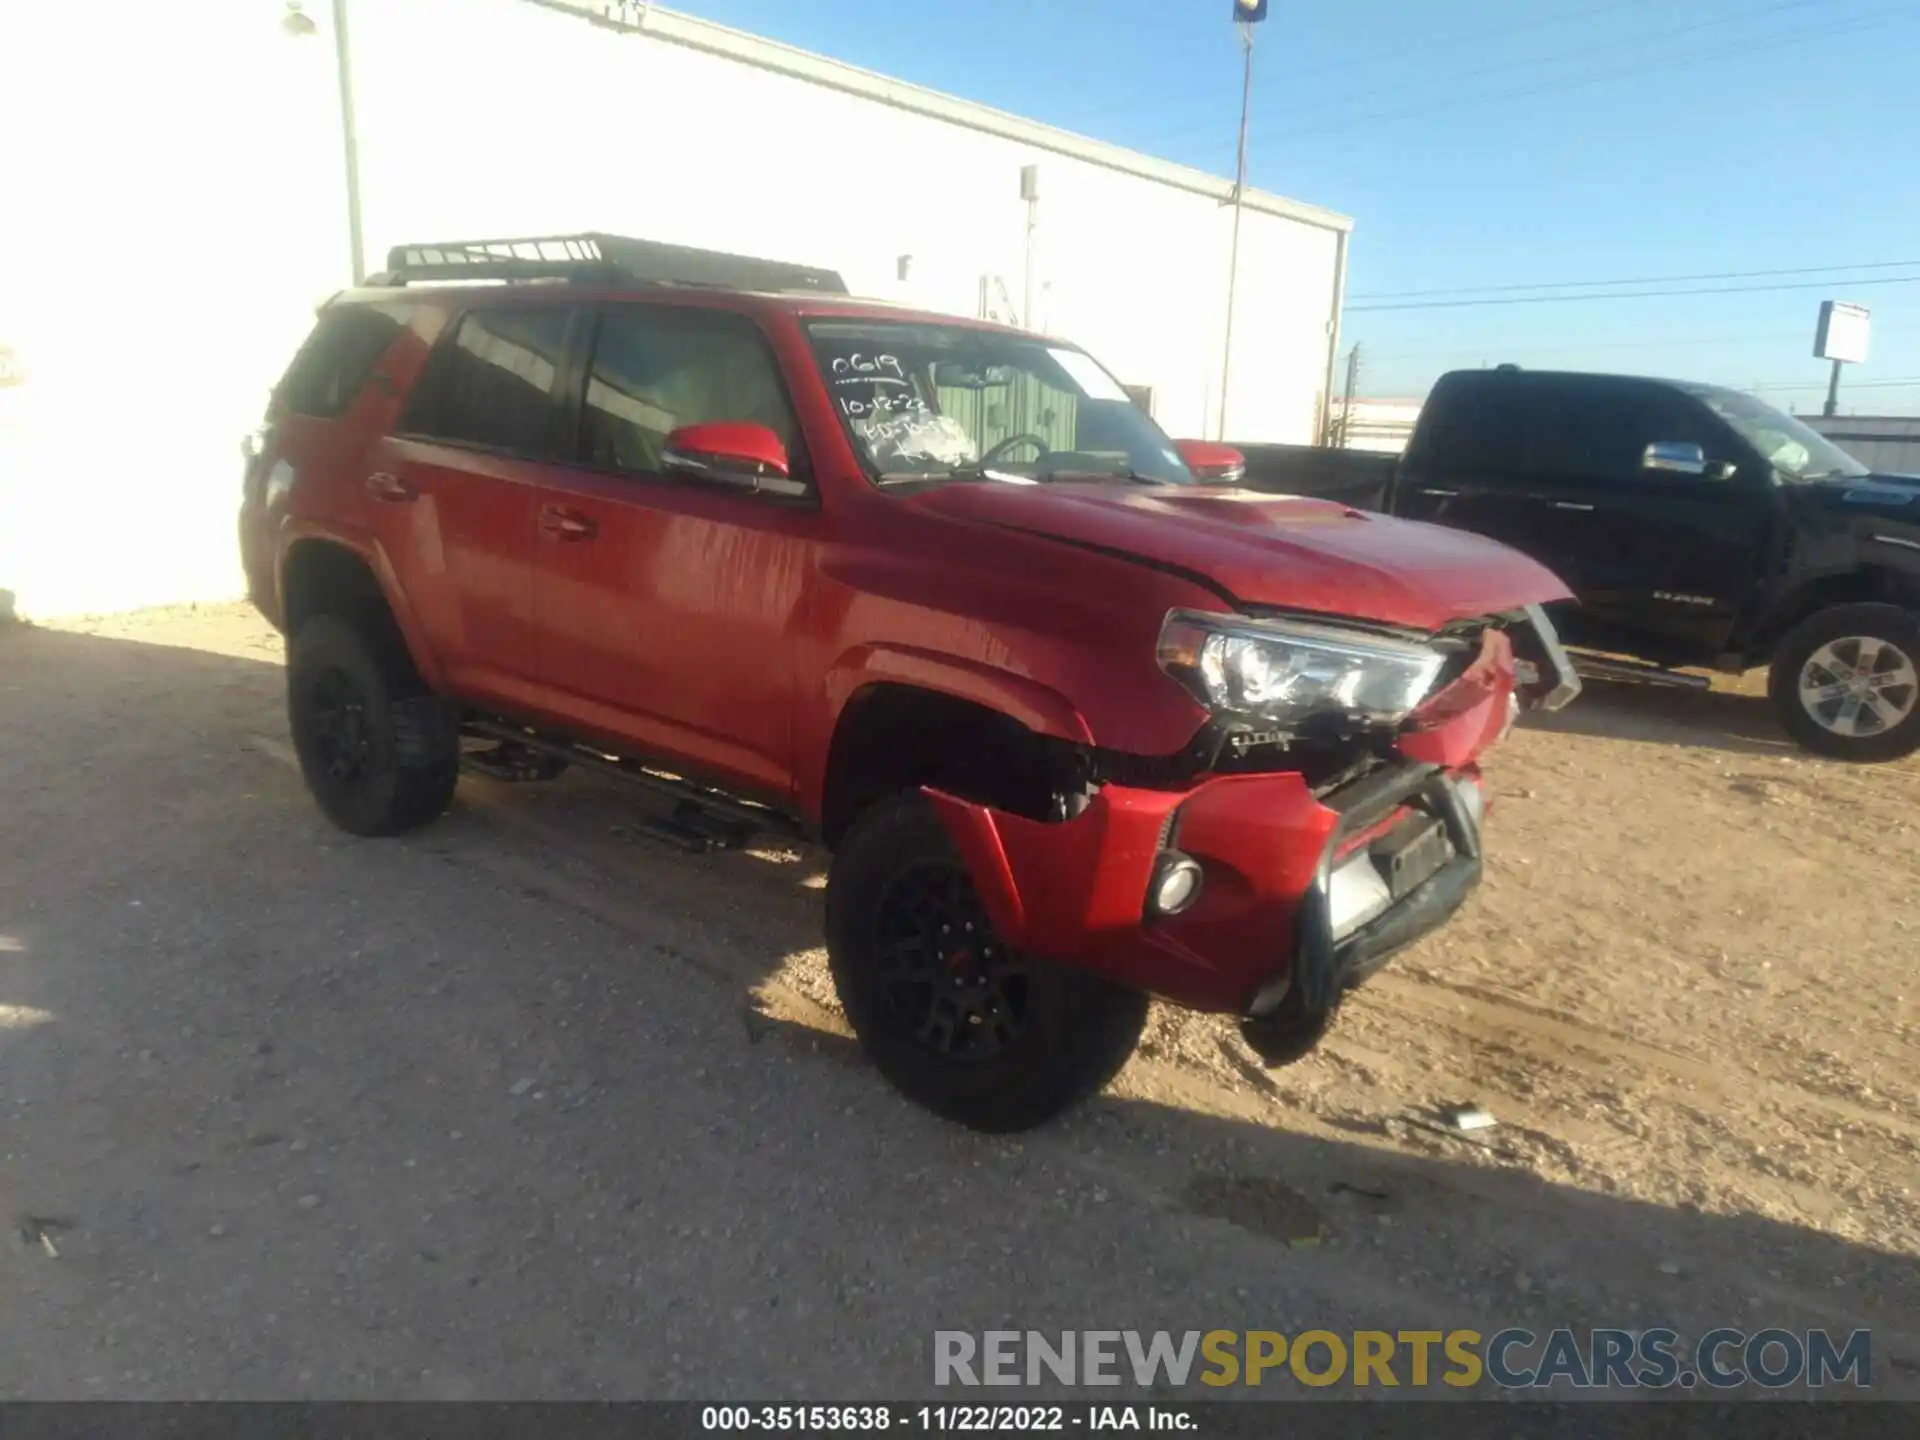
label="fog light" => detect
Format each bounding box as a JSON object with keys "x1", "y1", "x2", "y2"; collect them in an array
[{"x1": 1148, "y1": 853, "x2": 1204, "y2": 916}]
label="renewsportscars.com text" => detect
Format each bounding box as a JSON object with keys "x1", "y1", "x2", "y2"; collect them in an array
[{"x1": 933, "y1": 1328, "x2": 1872, "y2": 1391}]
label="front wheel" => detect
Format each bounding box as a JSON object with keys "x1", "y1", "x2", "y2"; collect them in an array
[
  {"x1": 825, "y1": 794, "x2": 1148, "y2": 1132},
  {"x1": 1769, "y1": 604, "x2": 1920, "y2": 763}
]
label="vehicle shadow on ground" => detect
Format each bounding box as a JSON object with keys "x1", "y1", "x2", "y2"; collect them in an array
[
  {"x1": 3, "y1": 624, "x2": 1916, "y2": 1399},
  {"x1": 1522, "y1": 676, "x2": 1792, "y2": 759}
]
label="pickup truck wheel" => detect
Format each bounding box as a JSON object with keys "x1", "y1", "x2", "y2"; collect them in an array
[
  {"x1": 286, "y1": 615, "x2": 459, "y2": 836},
  {"x1": 826, "y1": 794, "x2": 1148, "y2": 1132},
  {"x1": 1770, "y1": 604, "x2": 1920, "y2": 763}
]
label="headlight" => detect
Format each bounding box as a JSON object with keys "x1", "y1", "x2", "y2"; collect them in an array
[{"x1": 1156, "y1": 609, "x2": 1446, "y2": 729}]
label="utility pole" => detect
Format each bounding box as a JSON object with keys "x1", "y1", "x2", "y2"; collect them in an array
[
  {"x1": 1336, "y1": 343, "x2": 1362, "y2": 449},
  {"x1": 1217, "y1": 13, "x2": 1258, "y2": 441}
]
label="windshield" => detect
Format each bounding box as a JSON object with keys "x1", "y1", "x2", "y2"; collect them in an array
[
  {"x1": 1682, "y1": 385, "x2": 1868, "y2": 482},
  {"x1": 805, "y1": 320, "x2": 1196, "y2": 486}
]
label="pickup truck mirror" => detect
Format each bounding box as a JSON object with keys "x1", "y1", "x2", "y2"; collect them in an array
[
  {"x1": 1643, "y1": 440, "x2": 1712, "y2": 477},
  {"x1": 1175, "y1": 439, "x2": 1247, "y2": 484},
  {"x1": 662, "y1": 422, "x2": 804, "y2": 497}
]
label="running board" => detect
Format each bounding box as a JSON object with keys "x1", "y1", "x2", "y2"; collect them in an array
[
  {"x1": 1569, "y1": 655, "x2": 1711, "y2": 691},
  {"x1": 461, "y1": 716, "x2": 805, "y2": 847}
]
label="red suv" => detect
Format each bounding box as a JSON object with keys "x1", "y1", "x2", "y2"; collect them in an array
[{"x1": 240, "y1": 234, "x2": 1579, "y2": 1132}]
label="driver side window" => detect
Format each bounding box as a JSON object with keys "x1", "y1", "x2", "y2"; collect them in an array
[{"x1": 578, "y1": 305, "x2": 803, "y2": 479}]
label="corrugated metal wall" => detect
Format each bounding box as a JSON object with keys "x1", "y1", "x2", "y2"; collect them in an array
[{"x1": 1806, "y1": 417, "x2": 1920, "y2": 475}]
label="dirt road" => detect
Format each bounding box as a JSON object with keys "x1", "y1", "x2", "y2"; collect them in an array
[{"x1": 1, "y1": 604, "x2": 1915, "y2": 1399}]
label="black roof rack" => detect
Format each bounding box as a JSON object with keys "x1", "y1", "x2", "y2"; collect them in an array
[{"x1": 372, "y1": 233, "x2": 848, "y2": 296}]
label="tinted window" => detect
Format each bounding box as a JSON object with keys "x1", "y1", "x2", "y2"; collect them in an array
[
  {"x1": 1524, "y1": 379, "x2": 1718, "y2": 482},
  {"x1": 404, "y1": 307, "x2": 572, "y2": 455},
  {"x1": 579, "y1": 306, "x2": 800, "y2": 476},
  {"x1": 1409, "y1": 375, "x2": 1525, "y2": 473},
  {"x1": 273, "y1": 304, "x2": 408, "y2": 419}
]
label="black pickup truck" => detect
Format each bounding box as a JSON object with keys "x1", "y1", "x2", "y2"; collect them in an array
[
  {"x1": 1238, "y1": 368, "x2": 1920, "y2": 762},
  {"x1": 1395, "y1": 367, "x2": 1920, "y2": 761}
]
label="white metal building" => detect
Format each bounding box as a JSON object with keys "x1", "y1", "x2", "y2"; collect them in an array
[{"x1": 0, "y1": 0, "x2": 1350, "y2": 617}]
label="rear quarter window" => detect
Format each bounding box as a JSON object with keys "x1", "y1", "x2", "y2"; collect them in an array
[
  {"x1": 1407, "y1": 375, "x2": 1524, "y2": 474},
  {"x1": 271, "y1": 304, "x2": 411, "y2": 420}
]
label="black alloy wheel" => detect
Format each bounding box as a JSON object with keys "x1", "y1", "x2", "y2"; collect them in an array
[
  {"x1": 826, "y1": 793, "x2": 1148, "y2": 1132},
  {"x1": 871, "y1": 857, "x2": 1032, "y2": 1064}
]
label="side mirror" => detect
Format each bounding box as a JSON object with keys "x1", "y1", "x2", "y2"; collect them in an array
[
  {"x1": 662, "y1": 422, "x2": 804, "y2": 497},
  {"x1": 1175, "y1": 439, "x2": 1247, "y2": 484},
  {"x1": 1642, "y1": 440, "x2": 1709, "y2": 477}
]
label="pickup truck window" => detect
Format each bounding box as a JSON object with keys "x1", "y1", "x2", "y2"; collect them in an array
[
  {"x1": 1682, "y1": 385, "x2": 1868, "y2": 483},
  {"x1": 805, "y1": 320, "x2": 1195, "y2": 486},
  {"x1": 400, "y1": 306, "x2": 573, "y2": 457},
  {"x1": 579, "y1": 306, "x2": 802, "y2": 477},
  {"x1": 1406, "y1": 378, "x2": 1524, "y2": 475},
  {"x1": 1523, "y1": 379, "x2": 1717, "y2": 483}
]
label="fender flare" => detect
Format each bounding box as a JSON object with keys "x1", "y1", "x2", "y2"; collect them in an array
[
  {"x1": 822, "y1": 643, "x2": 1097, "y2": 746},
  {"x1": 801, "y1": 643, "x2": 1097, "y2": 824},
  {"x1": 277, "y1": 522, "x2": 448, "y2": 693}
]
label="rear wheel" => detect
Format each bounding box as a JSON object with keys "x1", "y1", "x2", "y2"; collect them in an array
[
  {"x1": 287, "y1": 614, "x2": 459, "y2": 835},
  {"x1": 1769, "y1": 604, "x2": 1920, "y2": 763},
  {"x1": 826, "y1": 794, "x2": 1147, "y2": 1132}
]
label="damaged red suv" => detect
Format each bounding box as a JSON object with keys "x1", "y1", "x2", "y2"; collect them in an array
[{"x1": 240, "y1": 234, "x2": 1579, "y2": 1132}]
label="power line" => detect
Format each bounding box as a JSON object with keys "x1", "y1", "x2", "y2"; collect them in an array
[
  {"x1": 1355, "y1": 331, "x2": 1815, "y2": 364},
  {"x1": 1348, "y1": 272, "x2": 1920, "y2": 313},
  {"x1": 1750, "y1": 376, "x2": 1920, "y2": 391},
  {"x1": 1260, "y1": 0, "x2": 1824, "y2": 137},
  {"x1": 1187, "y1": 5, "x2": 1916, "y2": 154},
  {"x1": 1054, "y1": 0, "x2": 1682, "y2": 132},
  {"x1": 1351, "y1": 261, "x2": 1920, "y2": 304}
]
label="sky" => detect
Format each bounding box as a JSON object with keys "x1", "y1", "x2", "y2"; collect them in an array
[{"x1": 663, "y1": 0, "x2": 1920, "y2": 415}]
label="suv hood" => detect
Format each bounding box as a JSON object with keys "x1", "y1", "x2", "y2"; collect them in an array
[{"x1": 914, "y1": 483, "x2": 1571, "y2": 633}]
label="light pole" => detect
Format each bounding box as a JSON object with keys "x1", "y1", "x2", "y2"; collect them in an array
[
  {"x1": 332, "y1": 0, "x2": 367, "y2": 284},
  {"x1": 1218, "y1": 1, "x2": 1267, "y2": 441},
  {"x1": 283, "y1": 2, "x2": 366, "y2": 283}
]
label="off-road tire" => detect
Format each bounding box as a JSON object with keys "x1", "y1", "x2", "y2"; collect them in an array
[
  {"x1": 1769, "y1": 603, "x2": 1920, "y2": 764},
  {"x1": 826, "y1": 793, "x2": 1148, "y2": 1132},
  {"x1": 286, "y1": 614, "x2": 459, "y2": 836}
]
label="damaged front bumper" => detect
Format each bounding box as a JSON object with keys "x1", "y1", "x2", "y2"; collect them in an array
[
  {"x1": 923, "y1": 609, "x2": 1574, "y2": 1029},
  {"x1": 925, "y1": 757, "x2": 1485, "y2": 1019}
]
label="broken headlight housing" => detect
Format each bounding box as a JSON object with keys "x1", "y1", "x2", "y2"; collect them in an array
[{"x1": 1156, "y1": 609, "x2": 1447, "y2": 731}]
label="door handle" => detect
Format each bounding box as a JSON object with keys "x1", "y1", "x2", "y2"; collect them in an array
[
  {"x1": 1420, "y1": 487, "x2": 1459, "y2": 497},
  {"x1": 365, "y1": 471, "x2": 417, "y2": 503},
  {"x1": 1552, "y1": 501, "x2": 1596, "y2": 512},
  {"x1": 539, "y1": 506, "x2": 598, "y2": 541}
]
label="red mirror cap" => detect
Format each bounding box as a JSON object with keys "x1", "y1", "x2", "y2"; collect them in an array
[
  {"x1": 662, "y1": 421, "x2": 790, "y2": 478},
  {"x1": 1174, "y1": 439, "x2": 1246, "y2": 483}
]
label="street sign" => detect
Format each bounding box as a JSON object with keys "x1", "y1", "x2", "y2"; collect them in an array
[{"x1": 1815, "y1": 301, "x2": 1871, "y2": 365}]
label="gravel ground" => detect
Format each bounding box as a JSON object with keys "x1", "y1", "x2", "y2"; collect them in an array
[{"x1": 1, "y1": 603, "x2": 1915, "y2": 1400}]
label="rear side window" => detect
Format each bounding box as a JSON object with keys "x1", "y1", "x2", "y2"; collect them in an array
[
  {"x1": 1408, "y1": 376, "x2": 1524, "y2": 474},
  {"x1": 272, "y1": 304, "x2": 408, "y2": 419},
  {"x1": 401, "y1": 306, "x2": 574, "y2": 456}
]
